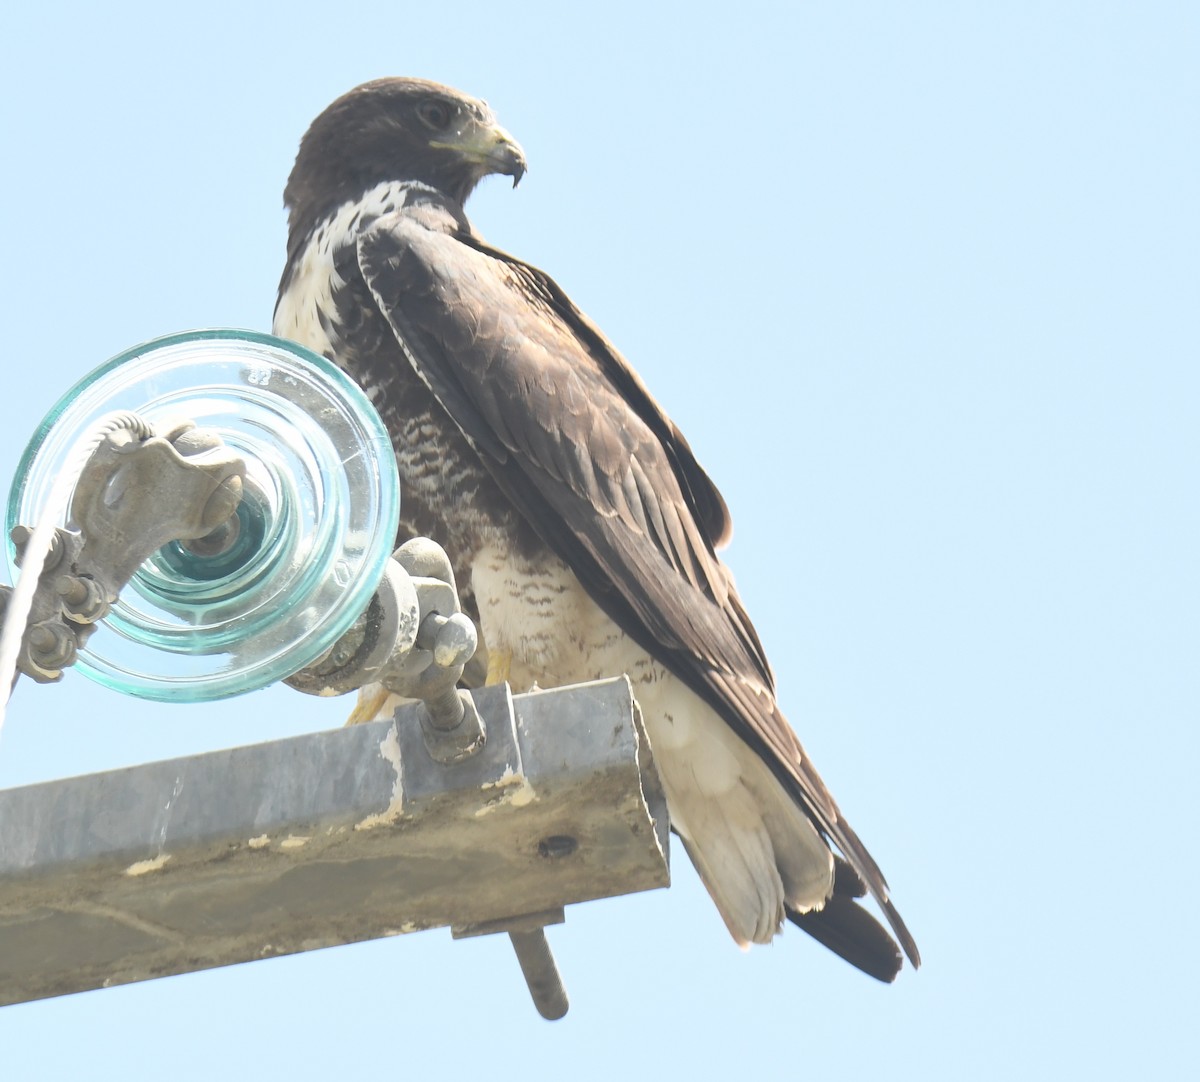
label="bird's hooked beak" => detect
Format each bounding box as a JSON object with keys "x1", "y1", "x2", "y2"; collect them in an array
[
  {"x1": 493, "y1": 132, "x2": 528, "y2": 188},
  {"x1": 433, "y1": 121, "x2": 527, "y2": 188}
]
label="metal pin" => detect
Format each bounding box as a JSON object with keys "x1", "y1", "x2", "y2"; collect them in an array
[{"x1": 507, "y1": 929, "x2": 569, "y2": 1021}]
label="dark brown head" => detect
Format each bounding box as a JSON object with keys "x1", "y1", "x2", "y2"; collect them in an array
[{"x1": 283, "y1": 77, "x2": 526, "y2": 240}]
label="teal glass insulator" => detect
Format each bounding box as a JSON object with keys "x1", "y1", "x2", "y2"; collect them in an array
[{"x1": 5, "y1": 330, "x2": 400, "y2": 702}]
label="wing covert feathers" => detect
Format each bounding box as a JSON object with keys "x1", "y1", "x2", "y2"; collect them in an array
[{"x1": 355, "y1": 201, "x2": 918, "y2": 972}]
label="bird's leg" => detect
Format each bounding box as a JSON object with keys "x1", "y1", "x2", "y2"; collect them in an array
[
  {"x1": 345, "y1": 684, "x2": 394, "y2": 725},
  {"x1": 486, "y1": 647, "x2": 512, "y2": 686}
]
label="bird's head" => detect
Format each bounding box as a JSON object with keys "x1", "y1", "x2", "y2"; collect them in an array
[{"x1": 283, "y1": 77, "x2": 526, "y2": 236}]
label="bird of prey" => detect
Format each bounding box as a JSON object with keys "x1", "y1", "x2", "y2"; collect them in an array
[{"x1": 274, "y1": 78, "x2": 919, "y2": 981}]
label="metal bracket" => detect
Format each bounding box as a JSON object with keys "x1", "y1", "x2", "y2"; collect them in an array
[
  {"x1": 4, "y1": 414, "x2": 483, "y2": 769},
  {"x1": 3, "y1": 417, "x2": 245, "y2": 681},
  {"x1": 287, "y1": 536, "x2": 487, "y2": 764},
  {"x1": 0, "y1": 416, "x2": 668, "y2": 1018},
  {"x1": 0, "y1": 678, "x2": 670, "y2": 1018}
]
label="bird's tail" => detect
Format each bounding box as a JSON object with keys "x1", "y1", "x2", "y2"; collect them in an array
[{"x1": 787, "y1": 857, "x2": 907, "y2": 982}]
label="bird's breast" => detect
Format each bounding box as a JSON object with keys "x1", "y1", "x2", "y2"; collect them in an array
[{"x1": 274, "y1": 190, "x2": 547, "y2": 590}]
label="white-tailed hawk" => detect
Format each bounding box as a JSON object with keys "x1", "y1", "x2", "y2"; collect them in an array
[{"x1": 274, "y1": 77, "x2": 919, "y2": 981}]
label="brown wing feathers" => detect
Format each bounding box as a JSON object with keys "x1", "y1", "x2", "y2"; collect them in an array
[{"x1": 356, "y1": 200, "x2": 919, "y2": 972}]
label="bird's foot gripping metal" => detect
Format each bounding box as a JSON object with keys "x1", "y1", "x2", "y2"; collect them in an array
[{"x1": 2, "y1": 417, "x2": 245, "y2": 682}]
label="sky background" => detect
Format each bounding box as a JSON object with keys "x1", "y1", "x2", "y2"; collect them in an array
[{"x1": 1, "y1": 2, "x2": 1196, "y2": 1079}]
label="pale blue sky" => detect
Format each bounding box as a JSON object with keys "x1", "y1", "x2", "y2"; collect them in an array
[{"x1": 1, "y1": 3, "x2": 1196, "y2": 1079}]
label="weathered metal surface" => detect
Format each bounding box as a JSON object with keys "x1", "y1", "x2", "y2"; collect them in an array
[{"x1": 0, "y1": 677, "x2": 669, "y2": 1007}]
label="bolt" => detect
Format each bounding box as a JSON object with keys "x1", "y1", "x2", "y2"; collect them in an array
[
  {"x1": 419, "y1": 690, "x2": 487, "y2": 764},
  {"x1": 508, "y1": 929, "x2": 569, "y2": 1021},
  {"x1": 423, "y1": 685, "x2": 466, "y2": 732},
  {"x1": 27, "y1": 620, "x2": 77, "y2": 670},
  {"x1": 28, "y1": 625, "x2": 55, "y2": 652},
  {"x1": 10, "y1": 525, "x2": 66, "y2": 571},
  {"x1": 56, "y1": 575, "x2": 108, "y2": 624}
]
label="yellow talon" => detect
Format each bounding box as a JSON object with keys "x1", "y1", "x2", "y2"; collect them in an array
[
  {"x1": 345, "y1": 684, "x2": 393, "y2": 726},
  {"x1": 485, "y1": 647, "x2": 512, "y2": 686}
]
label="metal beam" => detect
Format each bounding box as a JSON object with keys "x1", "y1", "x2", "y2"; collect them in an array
[{"x1": 0, "y1": 677, "x2": 670, "y2": 1009}]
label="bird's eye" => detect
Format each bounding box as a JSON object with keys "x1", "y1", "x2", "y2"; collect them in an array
[{"x1": 416, "y1": 99, "x2": 457, "y2": 132}]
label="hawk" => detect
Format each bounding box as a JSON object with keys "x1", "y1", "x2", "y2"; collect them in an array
[{"x1": 274, "y1": 78, "x2": 919, "y2": 980}]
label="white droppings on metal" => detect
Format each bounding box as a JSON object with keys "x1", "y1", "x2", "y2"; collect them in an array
[
  {"x1": 247, "y1": 835, "x2": 271, "y2": 849},
  {"x1": 279, "y1": 835, "x2": 310, "y2": 849},
  {"x1": 124, "y1": 854, "x2": 172, "y2": 876},
  {"x1": 354, "y1": 722, "x2": 404, "y2": 830},
  {"x1": 473, "y1": 765, "x2": 536, "y2": 817}
]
